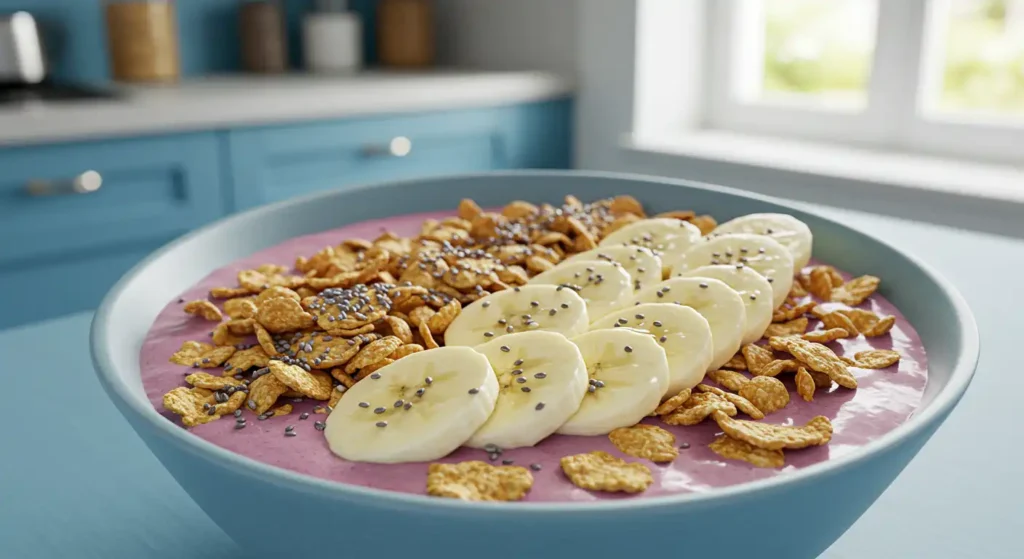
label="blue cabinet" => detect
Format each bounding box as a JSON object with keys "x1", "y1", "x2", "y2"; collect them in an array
[
  {"x1": 0, "y1": 98, "x2": 572, "y2": 329},
  {"x1": 227, "y1": 99, "x2": 572, "y2": 209},
  {"x1": 0, "y1": 133, "x2": 226, "y2": 328}
]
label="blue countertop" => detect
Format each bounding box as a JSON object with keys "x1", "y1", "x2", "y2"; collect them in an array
[{"x1": 0, "y1": 205, "x2": 1019, "y2": 559}]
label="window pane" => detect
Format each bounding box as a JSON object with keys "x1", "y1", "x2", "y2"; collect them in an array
[
  {"x1": 749, "y1": 0, "x2": 878, "y2": 108},
  {"x1": 929, "y1": 0, "x2": 1024, "y2": 116}
]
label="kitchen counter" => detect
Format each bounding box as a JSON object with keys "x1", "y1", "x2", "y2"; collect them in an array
[
  {"x1": 0, "y1": 71, "x2": 574, "y2": 146},
  {"x1": 0, "y1": 204, "x2": 1019, "y2": 559}
]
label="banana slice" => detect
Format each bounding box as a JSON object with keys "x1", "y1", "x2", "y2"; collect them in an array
[
  {"x1": 713, "y1": 213, "x2": 814, "y2": 269},
  {"x1": 561, "y1": 245, "x2": 663, "y2": 294},
  {"x1": 324, "y1": 346, "x2": 498, "y2": 463},
  {"x1": 629, "y1": 277, "x2": 745, "y2": 371},
  {"x1": 678, "y1": 265, "x2": 773, "y2": 345},
  {"x1": 557, "y1": 329, "x2": 670, "y2": 436},
  {"x1": 527, "y1": 260, "x2": 632, "y2": 322},
  {"x1": 598, "y1": 218, "x2": 702, "y2": 258},
  {"x1": 444, "y1": 285, "x2": 589, "y2": 347},
  {"x1": 467, "y1": 331, "x2": 588, "y2": 449},
  {"x1": 591, "y1": 303, "x2": 713, "y2": 395},
  {"x1": 670, "y1": 234, "x2": 795, "y2": 308}
]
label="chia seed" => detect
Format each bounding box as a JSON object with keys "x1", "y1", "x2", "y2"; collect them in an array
[
  {"x1": 300, "y1": 412, "x2": 310, "y2": 420},
  {"x1": 530, "y1": 463, "x2": 542, "y2": 472},
  {"x1": 468, "y1": 387, "x2": 480, "y2": 394}
]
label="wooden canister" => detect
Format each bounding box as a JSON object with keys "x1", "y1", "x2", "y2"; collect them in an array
[
  {"x1": 105, "y1": 1, "x2": 180, "y2": 83},
  {"x1": 377, "y1": 0, "x2": 435, "y2": 68},
  {"x1": 239, "y1": 0, "x2": 288, "y2": 73}
]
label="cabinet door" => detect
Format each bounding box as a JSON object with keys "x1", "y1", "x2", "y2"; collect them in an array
[
  {"x1": 227, "y1": 99, "x2": 572, "y2": 210},
  {"x1": 0, "y1": 133, "x2": 226, "y2": 328}
]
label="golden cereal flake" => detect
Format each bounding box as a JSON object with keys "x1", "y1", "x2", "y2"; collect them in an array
[
  {"x1": 223, "y1": 298, "x2": 258, "y2": 319},
  {"x1": 211, "y1": 323, "x2": 246, "y2": 347},
  {"x1": 253, "y1": 322, "x2": 278, "y2": 357},
  {"x1": 608, "y1": 424, "x2": 678, "y2": 463},
  {"x1": 502, "y1": 200, "x2": 539, "y2": 220},
  {"x1": 654, "y1": 388, "x2": 692, "y2": 416},
  {"x1": 526, "y1": 255, "x2": 556, "y2": 274},
  {"x1": 802, "y1": 328, "x2": 850, "y2": 344},
  {"x1": 708, "y1": 434, "x2": 785, "y2": 469},
  {"x1": 225, "y1": 318, "x2": 256, "y2": 335},
  {"x1": 560, "y1": 451, "x2": 653, "y2": 494},
  {"x1": 771, "y1": 336, "x2": 858, "y2": 389},
  {"x1": 247, "y1": 373, "x2": 289, "y2": 415},
  {"x1": 662, "y1": 392, "x2": 737, "y2": 426},
  {"x1": 224, "y1": 346, "x2": 270, "y2": 373},
  {"x1": 238, "y1": 265, "x2": 301, "y2": 292},
  {"x1": 291, "y1": 332, "x2": 363, "y2": 369},
  {"x1": 270, "y1": 403, "x2": 294, "y2": 417},
  {"x1": 862, "y1": 316, "x2": 896, "y2": 337},
  {"x1": 419, "y1": 321, "x2": 440, "y2": 349},
  {"x1": 328, "y1": 386, "x2": 345, "y2": 409},
  {"x1": 390, "y1": 343, "x2": 424, "y2": 360},
  {"x1": 764, "y1": 318, "x2": 809, "y2": 338},
  {"x1": 688, "y1": 215, "x2": 717, "y2": 236},
  {"x1": 218, "y1": 391, "x2": 247, "y2": 416},
  {"x1": 854, "y1": 349, "x2": 901, "y2": 369},
  {"x1": 382, "y1": 315, "x2": 414, "y2": 344},
  {"x1": 721, "y1": 392, "x2": 765, "y2": 420},
  {"x1": 183, "y1": 300, "x2": 223, "y2": 321},
  {"x1": 803, "y1": 266, "x2": 836, "y2": 301},
  {"x1": 255, "y1": 286, "x2": 301, "y2": 305},
  {"x1": 788, "y1": 282, "x2": 809, "y2": 298},
  {"x1": 458, "y1": 198, "x2": 483, "y2": 221},
  {"x1": 756, "y1": 359, "x2": 800, "y2": 378},
  {"x1": 742, "y1": 343, "x2": 775, "y2": 376},
  {"x1": 722, "y1": 353, "x2": 747, "y2": 371},
  {"x1": 427, "y1": 299, "x2": 462, "y2": 334},
  {"x1": 831, "y1": 275, "x2": 880, "y2": 306},
  {"x1": 713, "y1": 412, "x2": 833, "y2": 451},
  {"x1": 602, "y1": 215, "x2": 640, "y2": 237},
  {"x1": 608, "y1": 195, "x2": 645, "y2": 217},
  {"x1": 427, "y1": 461, "x2": 533, "y2": 501},
  {"x1": 815, "y1": 309, "x2": 858, "y2": 336},
  {"x1": 330, "y1": 368, "x2": 357, "y2": 388},
  {"x1": 738, "y1": 376, "x2": 790, "y2": 414},
  {"x1": 354, "y1": 358, "x2": 395, "y2": 381},
  {"x1": 772, "y1": 302, "x2": 817, "y2": 323},
  {"x1": 256, "y1": 297, "x2": 316, "y2": 334},
  {"x1": 696, "y1": 383, "x2": 727, "y2": 397},
  {"x1": 163, "y1": 387, "x2": 219, "y2": 428},
  {"x1": 708, "y1": 369, "x2": 750, "y2": 392},
  {"x1": 169, "y1": 341, "x2": 235, "y2": 368},
  {"x1": 210, "y1": 286, "x2": 252, "y2": 299},
  {"x1": 810, "y1": 370, "x2": 833, "y2": 388},
  {"x1": 654, "y1": 210, "x2": 696, "y2": 221},
  {"x1": 836, "y1": 308, "x2": 896, "y2": 337},
  {"x1": 344, "y1": 336, "x2": 404, "y2": 375},
  {"x1": 269, "y1": 361, "x2": 334, "y2": 401},
  {"x1": 795, "y1": 366, "x2": 816, "y2": 402},
  {"x1": 185, "y1": 372, "x2": 242, "y2": 390}
]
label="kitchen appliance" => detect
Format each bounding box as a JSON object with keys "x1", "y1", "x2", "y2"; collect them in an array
[{"x1": 0, "y1": 11, "x2": 46, "y2": 85}]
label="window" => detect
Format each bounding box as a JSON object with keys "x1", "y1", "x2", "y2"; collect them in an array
[{"x1": 704, "y1": 0, "x2": 1024, "y2": 162}]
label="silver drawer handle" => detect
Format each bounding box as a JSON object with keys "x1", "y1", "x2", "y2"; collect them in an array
[
  {"x1": 361, "y1": 136, "x2": 412, "y2": 158},
  {"x1": 26, "y1": 170, "x2": 103, "y2": 196}
]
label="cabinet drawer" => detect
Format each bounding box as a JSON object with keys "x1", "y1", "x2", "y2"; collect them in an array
[
  {"x1": 227, "y1": 100, "x2": 573, "y2": 210},
  {"x1": 0, "y1": 239, "x2": 168, "y2": 329},
  {"x1": 0, "y1": 133, "x2": 226, "y2": 266}
]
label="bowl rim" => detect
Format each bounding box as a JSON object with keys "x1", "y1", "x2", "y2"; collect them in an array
[{"x1": 91, "y1": 169, "x2": 979, "y2": 514}]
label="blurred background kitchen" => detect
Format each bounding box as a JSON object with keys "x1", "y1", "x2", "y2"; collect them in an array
[{"x1": 1, "y1": 0, "x2": 1021, "y2": 330}]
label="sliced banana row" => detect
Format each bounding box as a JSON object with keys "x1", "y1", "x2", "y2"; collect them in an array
[{"x1": 323, "y1": 212, "x2": 816, "y2": 463}]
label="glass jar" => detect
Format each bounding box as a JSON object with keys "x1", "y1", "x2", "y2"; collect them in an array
[{"x1": 104, "y1": 0, "x2": 180, "y2": 83}]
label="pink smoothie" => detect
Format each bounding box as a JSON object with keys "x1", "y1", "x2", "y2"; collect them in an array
[{"x1": 140, "y1": 209, "x2": 928, "y2": 502}]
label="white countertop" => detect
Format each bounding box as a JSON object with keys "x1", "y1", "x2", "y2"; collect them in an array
[{"x1": 0, "y1": 71, "x2": 574, "y2": 146}]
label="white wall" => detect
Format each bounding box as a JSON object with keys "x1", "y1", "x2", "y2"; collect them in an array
[{"x1": 434, "y1": 0, "x2": 578, "y2": 77}]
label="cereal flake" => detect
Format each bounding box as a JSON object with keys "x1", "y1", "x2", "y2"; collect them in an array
[
  {"x1": 608, "y1": 424, "x2": 678, "y2": 463},
  {"x1": 708, "y1": 434, "x2": 785, "y2": 468},
  {"x1": 427, "y1": 461, "x2": 533, "y2": 501},
  {"x1": 560, "y1": 451, "x2": 653, "y2": 493}
]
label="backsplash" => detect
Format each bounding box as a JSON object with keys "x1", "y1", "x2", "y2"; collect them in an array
[{"x1": 0, "y1": 0, "x2": 376, "y2": 83}]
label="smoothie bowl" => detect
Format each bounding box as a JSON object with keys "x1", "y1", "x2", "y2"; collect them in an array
[{"x1": 91, "y1": 171, "x2": 977, "y2": 558}]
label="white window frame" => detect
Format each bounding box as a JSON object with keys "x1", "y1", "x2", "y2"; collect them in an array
[{"x1": 704, "y1": 0, "x2": 1024, "y2": 164}]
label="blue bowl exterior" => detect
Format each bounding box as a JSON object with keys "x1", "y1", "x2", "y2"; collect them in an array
[{"x1": 91, "y1": 171, "x2": 979, "y2": 559}]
